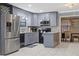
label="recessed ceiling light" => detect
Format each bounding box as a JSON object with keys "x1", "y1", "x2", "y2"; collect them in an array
[
  {"x1": 28, "y1": 4, "x2": 32, "y2": 7},
  {"x1": 40, "y1": 10, "x2": 43, "y2": 12}
]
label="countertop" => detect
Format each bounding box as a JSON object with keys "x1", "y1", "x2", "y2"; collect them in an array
[
  {"x1": 25, "y1": 32, "x2": 38, "y2": 34},
  {"x1": 20, "y1": 32, "x2": 38, "y2": 34},
  {"x1": 43, "y1": 32, "x2": 59, "y2": 34}
]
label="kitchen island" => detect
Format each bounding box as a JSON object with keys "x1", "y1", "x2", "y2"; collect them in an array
[{"x1": 43, "y1": 32, "x2": 59, "y2": 48}]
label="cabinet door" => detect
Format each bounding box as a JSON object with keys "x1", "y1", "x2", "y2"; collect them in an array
[
  {"x1": 28, "y1": 34, "x2": 31, "y2": 44},
  {"x1": 33, "y1": 33, "x2": 37, "y2": 43},
  {"x1": 28, "y1": 34, "x2": 34, "y2": 44},
  {"x1": 32, "y1": 14, "x2": 38, "y2": 26},
  {"x1": 37, "y1": 14, "x2": 41, "y2": 26},
  {"x1": 26, "y1": 18, "x2": 31, "y2": 26},
  {"x1": 49, "y1": 12, "x2": 57, "y2": 26},
  {"x1": 26, "y1": 13, "x2": 32, "y2": 26},
  {"x1": 25, "y1": 34, "x2": 32, "y2": 45},
  {"x1": 25, "y1": 34, "x2": 29, "y2": 45},
  {"x1": 35, "y1": 32, "x2": 39, "y2": 42},
  {"x1": 30, "y1": 34, "x2": 34, "y2": 44}
]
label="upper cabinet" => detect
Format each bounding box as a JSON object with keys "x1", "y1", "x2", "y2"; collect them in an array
[
  {"x1": 31, "y1": 13, "x2": 39, "y2": 26},
  {"x1": 38, "y1": 13, "x2": 49, "y2": 21},
  {"x1": 49, "y1": 12, "x2": 58, "y2": 26},
  {"x1": 13, "y1": 7, "x2": 58, "y2": 27},
  {"x1": 13, "y1": 7, "x2": 32, "y2": 26},
  {"x1": 37, "y1": 12, "x2": 58, "y2": 26},
  {"x1": 38, "y1": 13, "x2": 50, "y2": 26}
]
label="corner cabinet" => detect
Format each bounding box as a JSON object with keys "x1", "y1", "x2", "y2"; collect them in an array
[
  {"x1": 49, "y1": 12, "x2": 58, "y2": 26},
  {"x1": 31, "y1": 13, "x2": 39, "y2": 26}
]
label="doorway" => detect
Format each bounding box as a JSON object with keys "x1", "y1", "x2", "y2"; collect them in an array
[{"x1": 61, "y1": 16, "x2": 79, "y2": 42}]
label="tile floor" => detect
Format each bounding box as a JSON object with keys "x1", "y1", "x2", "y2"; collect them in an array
[{"x1": 8, "y1": 42, "x2": 79, "y2": 56}]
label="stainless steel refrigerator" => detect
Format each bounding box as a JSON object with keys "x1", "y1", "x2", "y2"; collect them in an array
[{"x1": 0, "y1": 14, "x2": 20, "y2": 55}]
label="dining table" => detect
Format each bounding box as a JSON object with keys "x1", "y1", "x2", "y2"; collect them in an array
[{"x1": 70, "y1": 33, "x2": 79, "y2": 42}]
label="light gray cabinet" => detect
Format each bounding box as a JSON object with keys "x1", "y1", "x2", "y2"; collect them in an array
[
  {"x1": 43, "y1": 33, "x2": 55, "y2": 48},
  {"x1": 28, "y1": 34, "x2": 32, "y2": 44},
  {"x1": 25, "y1": 33, "x2": 33, "y2": 45},
  {"x1": 24, "y1": 32, "x2": 39, "y2": 45},
  {"x1": 13, "y1": 7, "x2": 32, "y2": 26},
  {"x1": 49, "y1": 12, "x2": 58, "y2": 26},
  {"x1": 38, "y1": 13, "x2": 49, "y2": 26},
  {"x1": 26, "y1": 13, "x2": 32, "y2": 26},
  {"x1": 24, "y1": 34, "x2": 29, "y2": 45},
  {"x1": 38, "y1": 13, "x2": 49, "y2": 21},
  {"x1": 13, "y1": 7, "x2": 58, "y2": 27},
  {"x1": 43, "y1": 32, "x2": 59, "y2": 48},
  {"x1": 33, "y1": 32, "x2": 39, "y2": 42},
  {"x1": 37, "y1": 12, "x2": 58, "y2": 26},
  {"x1": 31, "y1": 13, "x2": 38, "y2": 26}
]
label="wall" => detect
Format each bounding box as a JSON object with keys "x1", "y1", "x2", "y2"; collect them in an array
[
  {"x1": 59, "y1": 11, "x2": 79, "y2": 43},
  {"x1": 59, "y1": 11, "x2": 79, "y2": 33}
]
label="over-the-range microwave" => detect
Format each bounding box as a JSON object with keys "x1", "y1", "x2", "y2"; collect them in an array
[{"x1": 40, "y1": 20, "x2": 50, "y2": 26}]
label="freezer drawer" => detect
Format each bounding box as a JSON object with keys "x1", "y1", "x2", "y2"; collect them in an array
[{"x1": 4, "y1": 38, "x2": 20, "y2": 54}]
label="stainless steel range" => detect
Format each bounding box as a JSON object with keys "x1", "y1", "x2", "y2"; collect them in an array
[{"x1": 0, "y1": 14, "x2": 20, "y2": 55}]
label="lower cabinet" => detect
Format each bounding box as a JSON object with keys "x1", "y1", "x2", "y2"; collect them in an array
[{"x1": 24, "y1": 32, "x2": 39, "y2": 45}]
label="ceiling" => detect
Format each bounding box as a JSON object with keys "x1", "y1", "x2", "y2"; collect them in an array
[{"x1": 10, "y1": 3, "x2": 79, "y2": 13}]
